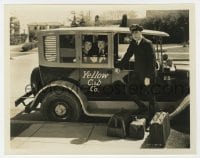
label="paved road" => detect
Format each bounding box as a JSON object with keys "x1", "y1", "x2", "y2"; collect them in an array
[{"x1": 10, "y1": 51, "x2": 38, "y2": 118}]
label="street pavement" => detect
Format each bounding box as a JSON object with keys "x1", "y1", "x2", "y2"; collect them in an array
[
  {"x1": 9, "y1": 120, "x2": 190, "y2": 155},
  {"x1": 8, "y1": 45, "x2": 190, "y2": 154},
  {"x1": 10, "y1": 49, "x2": 38, "y2": 118}
]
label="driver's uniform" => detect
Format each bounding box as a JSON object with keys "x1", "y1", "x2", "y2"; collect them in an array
[{"x1": 120, "y1": 37, "x2": 156, "y2": 119}]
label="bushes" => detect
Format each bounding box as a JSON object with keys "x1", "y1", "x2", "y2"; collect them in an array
[
  {"x1": 21, "y1": 41, "x2": 38, "y2": 52},
  {"x1": 141, "y1": 11, "x2": 189, "y2": 44}
]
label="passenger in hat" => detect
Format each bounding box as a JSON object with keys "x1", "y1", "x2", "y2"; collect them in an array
[
  {"x1": 96, "y1": 35, "x2": 108, "y2": 63},
  {"x1": 117, "y1": 24, "x2": 157, "y2": 121},
  {"x1": 82, "y1": 35, "x2": 94, "y2": 63},
  {"x1": 82, "y1": 35, "x2": 93, "y2": 57}
]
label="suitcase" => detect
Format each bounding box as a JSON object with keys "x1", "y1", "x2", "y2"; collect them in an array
[
  {"x1": 128, "y1": 117, "x2": 146, "y2": 139},
  {"x1": 107, "y1": 110, "x2": 133, "y2": 138},
  {"x1": 149, "y1": 112, "x2": 170, "y2": 147}
]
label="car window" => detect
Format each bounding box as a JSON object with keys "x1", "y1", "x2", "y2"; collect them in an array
[
  {"x1": 118, "y1": 33, "x2": 132, "y2": 59},
  {"x1": 59, "y1": 34, "x2": 76, "y2": 63},
  {"x1": 114, "y1": 33, "x2": 134, "y2": 70},
  {"x1": 119, "y1": 33, "x2": 132, "y2": 44},
  {"x1": 82, "y1": 34, "x2": 108, "y2": 64}
]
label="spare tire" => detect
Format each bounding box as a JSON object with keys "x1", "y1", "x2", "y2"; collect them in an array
[{"x1": 31, "y1": 67, "x2": 42, "y2": 95}]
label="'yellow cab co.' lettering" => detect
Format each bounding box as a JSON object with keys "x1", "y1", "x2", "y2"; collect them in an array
[
  {"x1": 82, "y1": 71, "x2": 109, "y2": 79},
  {"x1": 82, "y1": 70, "x2": 109, "y2": 93}
]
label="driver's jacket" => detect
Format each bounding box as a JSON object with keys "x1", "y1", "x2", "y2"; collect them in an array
[{"x1": 120, "y1": 37, "x2": 156, "y2": 82}]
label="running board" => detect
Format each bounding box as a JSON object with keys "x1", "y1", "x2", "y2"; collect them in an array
[{"x1": 83, "y1": 101, "x2": 177, "y2": 117}]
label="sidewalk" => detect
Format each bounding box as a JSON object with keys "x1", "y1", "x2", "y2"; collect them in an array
[{"x1": 9, "y1": 120, "x2": 190, "y2": 155}]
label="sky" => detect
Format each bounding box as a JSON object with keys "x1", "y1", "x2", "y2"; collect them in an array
[{"x1": 7, "y1": 5, "x2": 146, "y2": 33}]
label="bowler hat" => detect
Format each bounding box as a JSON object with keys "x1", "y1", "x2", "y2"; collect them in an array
[
  {"x1": 84, "y1": 35, "x2": 93, "y2": 43},
  {"x1": 129, "y1": 24, "x2": 143, "y2": 32}
]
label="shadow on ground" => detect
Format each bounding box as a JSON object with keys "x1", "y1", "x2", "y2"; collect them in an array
[
  {"x1": 10, "y1": 123, "x2": 32, "y2": 138},
  {"x1": 11, "y1": 109, "x2": 109, "y2": 123},
  {"x1": 11, "y1": 107, "x2": 190, "y2": 148}
]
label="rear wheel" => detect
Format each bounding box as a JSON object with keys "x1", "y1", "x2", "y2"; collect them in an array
[{"x1": 41, "y1": 90, "x2": 82, "y2": 121}]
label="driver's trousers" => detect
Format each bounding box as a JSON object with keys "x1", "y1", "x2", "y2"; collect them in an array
[{"x1": 126, "y1": 72, "x2": 156, "y2": 120}]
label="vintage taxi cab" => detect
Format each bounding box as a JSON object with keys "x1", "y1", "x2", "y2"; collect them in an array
[{"x1": 15, "y1": 27, "x2": 189, "y2": 121}]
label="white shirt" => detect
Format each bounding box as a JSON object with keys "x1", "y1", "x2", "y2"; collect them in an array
[{"x1": 136, "y1": 38, "x2": 142, "y2": 45}]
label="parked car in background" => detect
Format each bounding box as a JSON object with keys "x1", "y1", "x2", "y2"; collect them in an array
[{"x1": 21, "y1": 41, "x2": 38, "y2": 52}]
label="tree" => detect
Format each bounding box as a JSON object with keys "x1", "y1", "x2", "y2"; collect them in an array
[
  {"x1": 141, "y1": 10, "x2": 189, "y2": 44},
  {"x1": 120, "y1": 14, "x2": 128, "y2": 27}
]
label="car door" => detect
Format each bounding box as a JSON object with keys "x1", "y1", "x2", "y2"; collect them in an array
[
  {"x1": 79, "y1": 33, "x2": 112, "y2": 100},
  {"x1": 111, "y1": 33, "x2": 135, "y2": 100}
]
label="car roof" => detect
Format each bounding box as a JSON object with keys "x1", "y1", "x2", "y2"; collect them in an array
[{"x1": 40, "y1": 26, "x2": 170, "y2": 37}]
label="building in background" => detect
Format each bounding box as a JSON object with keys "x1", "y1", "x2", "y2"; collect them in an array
[
  {"x1": 146, "y1": 10, "x2": 186, "y2": 18},
  {"x1": 28, "y1": 22, "x2": 63, "y2": 31},
  {"x1": 28, "y1": 22, "x2": 64, "y2": 41}
]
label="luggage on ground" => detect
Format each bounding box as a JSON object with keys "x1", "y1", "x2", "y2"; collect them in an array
[
  {"x1": 107, "y1": 110, "x2": 133, "y2": 138},
  {"x1": 129, "y1": 117, "x2": 146, "y2": 139},
  {"x1": 149, "y1": 112, "x2": 170, "y2": 147}
]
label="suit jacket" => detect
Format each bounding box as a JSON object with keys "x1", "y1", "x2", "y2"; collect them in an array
[{"x1": 120, "y1": 37, "x2": 156, "y2": 81}]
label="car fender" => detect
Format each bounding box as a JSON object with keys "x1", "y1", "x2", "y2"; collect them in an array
[
  {"x1": 26, "y1": 80, "x2": 88, "y2": 114},
  {"x1": 169, "y1": 94, "x2": 190, "y2": 120}
]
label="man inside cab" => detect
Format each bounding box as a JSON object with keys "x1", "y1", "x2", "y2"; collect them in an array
[
  {"x1": 82, "y1": 35, "x2": 93, "y2": 63},
  {"x1": 96, "y1": 35, "x2": 108, "y2": 63},
  {"x1": 117, "y1": 24, "x2": 157, "y2": 120}
]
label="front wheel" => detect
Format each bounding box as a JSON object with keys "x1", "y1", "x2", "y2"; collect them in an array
[{"x1": 41, "y1": 90, "x2": 82, "y2": 122}]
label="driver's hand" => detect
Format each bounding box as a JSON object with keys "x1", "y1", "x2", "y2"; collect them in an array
[
  {"x1": 144, "y1": 77, "x2": 150, "y2": 86},
  {"x1": 99, "y1": 57, "x2": 105, "y2": 63},
  {"x1": 115, "y1": 68, "x2": 120, "y2": 73},
  {"x1": 90, "y1": 57, "x2": 97, "y2": 63}
]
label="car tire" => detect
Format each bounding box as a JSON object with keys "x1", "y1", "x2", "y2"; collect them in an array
[{"x1": 41, "y1": 90, "x2": 82, "y2": 122}]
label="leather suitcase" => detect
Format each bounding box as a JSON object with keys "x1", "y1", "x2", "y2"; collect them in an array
[
  {"x1": 149, "y1": 112, "x2": 170, "y2": 146},
  {"x1": 107, "y1": 110, "x2": 133, "y2": 138},
  {"x1": 128, "y1": 117, "x2": 146, "y2": 139}
]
